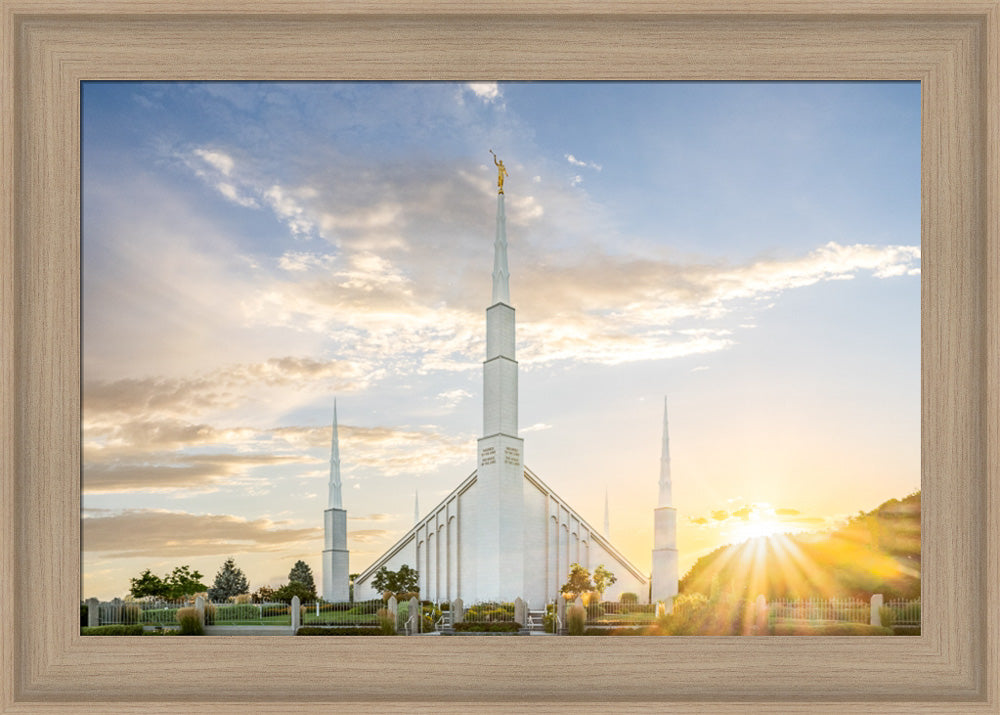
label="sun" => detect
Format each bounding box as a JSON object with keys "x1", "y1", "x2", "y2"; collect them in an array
[{"x1": 726, "y1": 503, "x2": 798, "y2": 543}]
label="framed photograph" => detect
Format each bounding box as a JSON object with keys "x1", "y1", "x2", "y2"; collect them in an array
[{"x1": 2, "y1": 1, "x2": 998, "y2": 711}]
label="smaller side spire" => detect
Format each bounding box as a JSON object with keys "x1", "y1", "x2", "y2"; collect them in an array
[
  {"x1": 328, "y1": 400, "x2": 342, "y2": 510},
  {"x1": 658, "y1": 397, "x2": 672, "y2": 508}
]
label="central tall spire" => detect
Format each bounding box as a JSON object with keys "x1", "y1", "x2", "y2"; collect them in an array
[
  {"x1": 482, "y1": 157, "x2": 518, "y2": 439},
  {"x1": 476, "y1": 152, "x2": 525, "y2": 600},
  {"x1": 328, "y1": 399, "x2": 342, "y2": 510},
  {"x1": 492, "y1": 193, "x2": 510, "y2": 305}
]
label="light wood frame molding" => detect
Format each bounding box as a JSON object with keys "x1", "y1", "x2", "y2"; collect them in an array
[{"x1": 2, "y1": 1, "x2": 998, "y2": 711}]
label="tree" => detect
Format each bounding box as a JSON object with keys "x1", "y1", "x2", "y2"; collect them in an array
[
  {"x1": 128, "y1": 565, "x2": 206, "y2": 600},
  {"x1": 395, "y1": 564, "x2": 419, "y2": 593},
  {"x1": 559, "y1": 563, "x2": 595, "y2": 600},
  {"x1": 251, "y1": 585, "x2": 276, "y2": 603},
  {"x1": 208, "y1": 557, "x2": 250, "y2": 601},
  {"x1": 129, "y1": 569, "x2": 169, "y2": 599},
  {"x1": 288, "y1": 560, "x2": 317, "y2": 598},
  {"x1": 273, "y1": 581, "x2": 315, "y2": 603},
  {"x1": 592, "y1": 564, "x2": 617, "y2": 598},
  {"x1": 371, "y1": 564, "x2": 420, "y2": 595},
  {"x1": 163, "y1": 565, "x2": 207, "y2": 599}
]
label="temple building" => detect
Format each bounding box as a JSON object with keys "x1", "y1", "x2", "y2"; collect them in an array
[{"x1": 337, "y1": 158, "x2": 677, "y2": 606}]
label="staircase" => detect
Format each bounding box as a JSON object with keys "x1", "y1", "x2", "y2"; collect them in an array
[
  {"x1": 525, "y1": 609, "x2": 547, "y2": 633},
  {"x1": 435, "y1": 610, "x2": 453, "y2": 633}
]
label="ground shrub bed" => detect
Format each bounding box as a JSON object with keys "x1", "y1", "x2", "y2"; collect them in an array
[
  {"x1": 296, "y1": 626, "x2": 386, "y2": 636},
  {"x1": 80, "y1": 625, "x2": 144, "y2": 636},
  {"x1": 583, "y1": 626, "x2": 650, "y2": 636},
  {"x1": 771, "y1": 622, "x2": 893, "y2": 636},
  {"x1": 463, "y1": 601, "x2": 515, "y2": 622},
  {"x1": 452, "y1": 621, "x2": 522, "y2": 632}
]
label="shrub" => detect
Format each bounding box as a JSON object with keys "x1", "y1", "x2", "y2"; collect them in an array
[
  {"x1": 176, "y1": 607, "x2": 204, "y2": 635},
  {"x1": 376, "y1": 608, "x2": 396, "y2": 635},
  {"x1": 297, "y1": 626, "x2": 384, "y2": 636},
  {"x1": 233, "y1": 593, "x2": 252, "y2": 605},
  {"x1": 318, "y1": 601, "x2": 353, "y2": 612},
  {"x1": 878, "y1": 606, "x2": 896, "y2": 628},
  {"x1": 464, "y1": 602, "x2": 515, "y2": 622},
  {"x1": 421, "y1": 603, "x2": 441, "y2": 633},
  {"x1": 452, "y1": 621, "x2": 521, "y2": 632},
  {"x1": 81, "y1": 625, "x2": 144, "y2": 636},
  {"x1": 214, "y1": 604, "x2": 261, "y2": 621},
  {"x1": 80, "y1": 602, "x2": 88, "y2": 628},
  {"x1": 620, "y1": 592, "x2": 639, "y2": 605},
  {"x1": 567, "y1": 604, "x2": 586, "y2": 636},
  {"x1": 203, "y1": 602, "x2": 217, "y2": 625}
]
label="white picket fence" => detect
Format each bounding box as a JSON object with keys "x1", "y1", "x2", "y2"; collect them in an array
[{"x1": 767, "y1": 597, "x2": 870, "y2": 625}]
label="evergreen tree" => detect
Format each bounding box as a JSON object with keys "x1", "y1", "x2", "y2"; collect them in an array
[
  {"x1": 208, "y1": 557, "x2": 250, "y2": 601},
  {"x1": 288, "y1": 560, "x2": 317, "y2": 598}
]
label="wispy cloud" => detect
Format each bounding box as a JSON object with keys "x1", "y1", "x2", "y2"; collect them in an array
[
  {"x1": 565, "y1": 154, "x2": 602, "y2": 171},
  {"x1": 84, "y1": 357, "x2": 372, "y2": 420},
  {"x1": 82, "y1": 454, "x2": 313, "y2": 494},
  {"x1": 82, "y1": 509, "x2": 321, "y2": 557},
  {"x1": 272, "y1": 424, "x2": 474, "y2": 477},
  {"x1": 349, "y1": 529, "x2": 392, "y2": 544}
]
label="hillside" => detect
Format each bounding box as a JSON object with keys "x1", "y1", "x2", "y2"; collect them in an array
[{"x1": 679, "y1": 491, "x2": 920, "y2": 600}]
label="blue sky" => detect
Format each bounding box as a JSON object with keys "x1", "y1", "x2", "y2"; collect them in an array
[{"x1": 81, "y1": 81, "x2": 920, "y2": 600}]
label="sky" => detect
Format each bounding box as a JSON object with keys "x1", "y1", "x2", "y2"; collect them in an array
[{"x1": 81, "y1": 81, "x2": 921, "y2": 601}]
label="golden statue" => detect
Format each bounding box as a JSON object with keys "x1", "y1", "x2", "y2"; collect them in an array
[{"x1": 490, "y1": 149, "x2": 508, "y2": 194}]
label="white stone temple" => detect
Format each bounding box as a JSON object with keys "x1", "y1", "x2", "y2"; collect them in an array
[
  {"x1": 321, "y1": 401, "x2": 350, "y2": 602},
  {"x1": 350, "y1": 163, "x2": 658, "y2": 606},
  {"x1": 651, "y1": 398, "x2": 679, "y2": 603}
]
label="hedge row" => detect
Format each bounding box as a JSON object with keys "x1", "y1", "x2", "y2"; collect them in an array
[
  {"x1": 452, "y1": 621, "x2": 522, "y2": 632},
  {"x1": 80, "y1": 625, "x2": 145, "y2": 636},
  {"x1": 583, "y1": 627, "x2": 649, "y2": 636},
  {"x1": 296, "y1": 627, "x2": 386, "y2": 636},
  {"x1": 771, "y1": 622, "x2": 893, "y2": 636}
]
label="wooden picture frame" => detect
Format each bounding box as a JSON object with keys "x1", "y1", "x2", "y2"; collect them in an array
[{"x1": 2, "y1": 1, "x2": 997, "y2": 711}]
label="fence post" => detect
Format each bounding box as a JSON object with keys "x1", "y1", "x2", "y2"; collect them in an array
[
  {"x1": 86, "y1": 598, "x2": 99, "y2": 627},
  {"x1": 291, "y1": 595, "x2": 301, "y2": 632},
  {"x1": 387, "y1": 595, "x2": 398, "y2": 632},
  {"x1": 452, "y1": 597, "x2": 464, "y2": 624},
  {"x1": 408, "y1": 596, "x2": 420, "y2": 634},
  {"x1": 514, "y1": 597, "x2": 526, "y2": 627},
  {"x1": 556, "y1": 596, "x2": 566, "y2": 634},
  {"x1": 194, "y1": 596, "x2": 206, "y2": 629},
  {"x1": 755, "y1": 595, "x2": 768, "y2": 634},
  {"x1": 870, "y1": 594, "x2": 883, "y2": 627}
]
